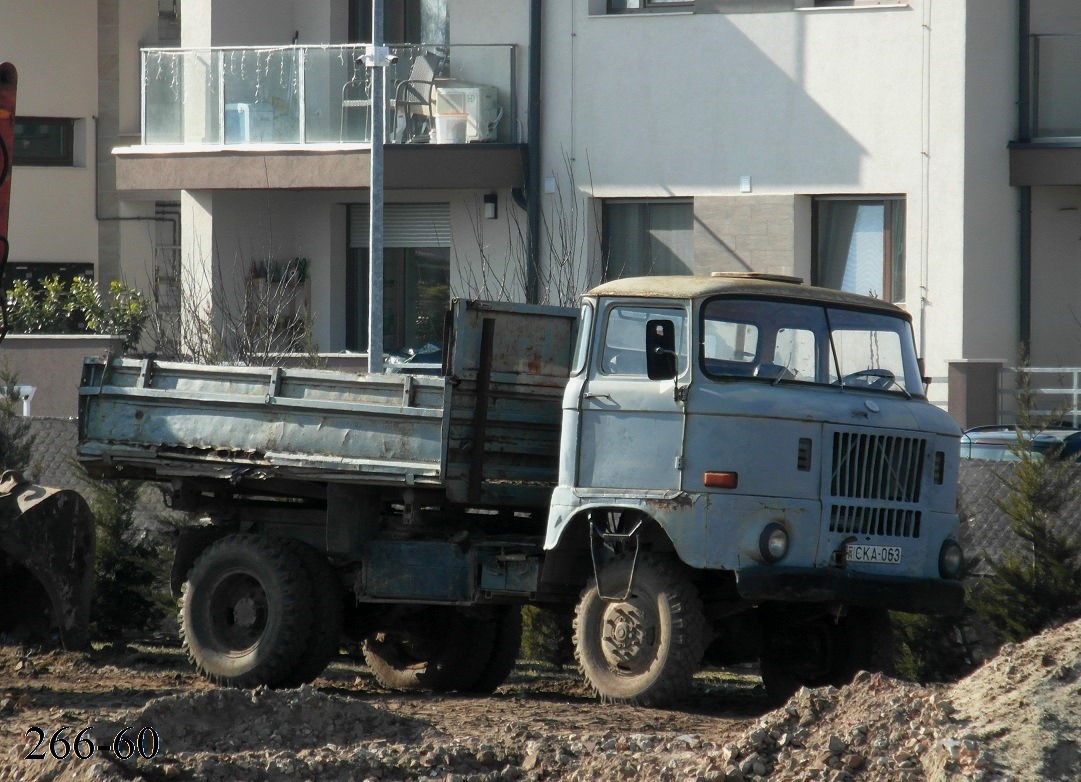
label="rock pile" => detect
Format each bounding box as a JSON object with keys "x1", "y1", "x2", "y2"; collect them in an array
[
  {"x1": 709, "y1": 673, "x2": 1007, "y2": 782},
  {"x1": 15, "y1": 675, "x2": 1011, "y2": 782},
  {"x1": 10, "y1": 617, "x2": 1081, "y2": 781}
]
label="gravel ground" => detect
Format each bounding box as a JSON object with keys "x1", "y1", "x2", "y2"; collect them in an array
[{"x1": 1, "y1": 618, "x2": 1080, "y2": 781}]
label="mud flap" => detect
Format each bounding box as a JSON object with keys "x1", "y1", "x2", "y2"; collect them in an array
[{"x1": 0, "y1": 472, "x2": 95, "y2": 649}]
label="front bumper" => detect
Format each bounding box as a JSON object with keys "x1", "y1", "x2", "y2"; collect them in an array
[{"x1": 736, "y1": 566, "x2": 965, "y2": 616}]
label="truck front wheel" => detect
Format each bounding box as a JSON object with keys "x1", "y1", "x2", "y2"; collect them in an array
[
  {"x1": 180, "y1": 534, "x2": 313, "y2": 688},
  {"x1": 363, "y1": 606, "x2": 495, "y2": 692},
  {"x1": 574, "y1": 554, "x2": 706, "y2": 706}
]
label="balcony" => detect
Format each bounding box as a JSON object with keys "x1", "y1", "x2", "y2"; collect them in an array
[
  {"x1": 117, "y1": 43, "x2": 525, "y2": 192},
  {"x1": 1011, "y1": 33, "x2": 1081, "y2": 186}
]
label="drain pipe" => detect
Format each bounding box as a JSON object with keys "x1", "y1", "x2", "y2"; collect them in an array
[
  {"x1": 525, "y1": 0, "x2": 542, "y2": 304},
  {"x1": 1018, "y1": 0, "x2": 1032, "y2": 351}
]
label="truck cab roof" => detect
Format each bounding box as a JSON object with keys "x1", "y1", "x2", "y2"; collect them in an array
[{"x1": 585, "y1": 274, "x2": 909, "y2": 319}]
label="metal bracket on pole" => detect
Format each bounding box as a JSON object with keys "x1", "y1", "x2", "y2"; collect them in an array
[{"x1": 361, "y1": 45, "x2": 397, "y2": 69}]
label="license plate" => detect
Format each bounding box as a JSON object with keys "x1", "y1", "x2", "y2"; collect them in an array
[{"x1": 846, "y1": 543, "x2": 902, "y2": 565}]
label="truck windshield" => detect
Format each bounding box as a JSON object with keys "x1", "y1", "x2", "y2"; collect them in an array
[{"x1": 699, "y1": 297, "x2": 924, "y2": 397}]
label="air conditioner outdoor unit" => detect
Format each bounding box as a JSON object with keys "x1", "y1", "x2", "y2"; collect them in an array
[
  {"x1": 433, "y1": 82, "x2": 501, "y2": 143},
  {"x1": 224, "y1": 102, "x2": 275, "y2": 143}
]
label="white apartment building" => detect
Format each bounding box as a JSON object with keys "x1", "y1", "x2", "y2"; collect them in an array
[{"x1": 4, "y1": 0, "x2": 1080, "y2": 425}]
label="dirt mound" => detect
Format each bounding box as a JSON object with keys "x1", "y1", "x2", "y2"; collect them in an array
[
  {"x1": 8, "y1": 618, "x2": 1081, "y2": 781},
  {"x1": 949, "y1": 619, "x2": 1081, "y2": 781},
  {"x1": 104, "y1": 685, "x2": 423, "y2": 753},
  {"x1": 683, "y1": 673, "x2": 1001, "y2": 782}
]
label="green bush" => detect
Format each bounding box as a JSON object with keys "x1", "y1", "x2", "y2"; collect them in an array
[
  {"x1": 0, "y1": 362, "x2": 34, "y2": 475},
  {"x1": 892, "y1": 609, "x2": 978, "y2": 683},
  {"x1": 5, "y1": 276, "x2": 149, "y2": 351},
  {"x1": 82, "y1": 475, "x2": 171, "y2": 639},
  {"x1": 973, "y1": 370, "x2": 1081, "y2": 643},
  {"x1": 521, "y1": 606, "x2": 574, "y2": 667}
]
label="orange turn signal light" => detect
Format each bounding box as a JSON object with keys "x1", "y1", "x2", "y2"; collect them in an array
[{"x1": 704, "y1": 471, "x2": 739, "y2": 489}]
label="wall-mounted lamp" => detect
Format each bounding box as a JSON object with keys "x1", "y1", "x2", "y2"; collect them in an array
[{"x1": 483, "y1": 192, "x2": 498, "y2": 220}]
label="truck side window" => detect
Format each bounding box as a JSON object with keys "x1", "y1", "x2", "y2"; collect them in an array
[{"x1": 601, "y1": 305, "x2": 686, "y2": 376}]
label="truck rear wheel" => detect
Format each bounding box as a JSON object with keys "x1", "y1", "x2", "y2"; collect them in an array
[
  {"x1": 363, "y1": 606, "x2": 495, "y2": 692},
  {"x1": 759, "y1": 606, "x2": 893, "y2": 703},
  {"x1": 278, "y1": 542, "x2": 344, "y2": 687},
  {"x1": 466, "y1": 605, "x2": 523, "y2": 693},
  {"x1": 574, "y1": 554, "x2": 706, "y2": 706},
  {"x1": 180, "y1": 534, "x2": 313, "y2": 688}
]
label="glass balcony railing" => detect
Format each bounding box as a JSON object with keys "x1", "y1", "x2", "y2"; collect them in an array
[
  {"x1": 1032, "y1": 34, "x2": 1081, "y2": 139},
  {"x1": 141, "y1": 43, "x2": 518, "y2": 146}
]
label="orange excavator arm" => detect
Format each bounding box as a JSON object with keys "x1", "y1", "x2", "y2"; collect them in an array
[
  {"x1": 0, "y1": 62, "x2": 17, "y2": 340},
  {"x1": 0, "y1": 64, "x2": 95, "y2": 649}
]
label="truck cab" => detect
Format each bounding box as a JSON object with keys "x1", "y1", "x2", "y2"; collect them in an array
[{"x1": 546, "y1": 274, "x2": 964, "y2": 703}]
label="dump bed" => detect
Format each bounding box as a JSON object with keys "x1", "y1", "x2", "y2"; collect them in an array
[{"x1": 78, "y1": 300, "x2": 577, "y2": 509}]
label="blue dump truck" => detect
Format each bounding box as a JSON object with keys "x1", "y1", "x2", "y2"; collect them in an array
[{"x1": 78, "y1": 274, "x2": 964, "y2": 705}]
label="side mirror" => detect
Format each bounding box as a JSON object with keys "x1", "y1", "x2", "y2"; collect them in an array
[
  {"x1": 918, "y1": 357, "x2": 931, "y2": 388},
  {"x1": 646, "y1": 319, "x2": 678, "y2": 380}
]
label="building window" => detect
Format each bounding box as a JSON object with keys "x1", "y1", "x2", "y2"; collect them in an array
[
  {"x1": 346, "y1": 203, "x2": 452, "y2": 355},
  {"x1": 812, "y1": 197, "x2": 905, "y2": 303},
  {"x1": 606, "y1": 0, "x2": 694, "y2": 12},
  {"x1": 347, "y1": 247, "x2": 450, "y2": 354},
  {"x1": 13, "y1": 118, "x2": 74, "y2": 167},
  {"x1": 349, "y1": 0, "x2": 448, "y2": 44},
  {"x1": 602, "y1": 200, "x2": 693, "y2": 281},
  {"x1": 798, "y1": 1, "x2": 902, "y2": 7},
  {"x1": 2, "y1": 261, "x2": 93, "y2": 290}
]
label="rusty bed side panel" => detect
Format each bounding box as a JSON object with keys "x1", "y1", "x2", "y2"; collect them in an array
[
  {"x1": 444, "y1": 300, "x2": 578, "y2": 508},
  {"x1": 78, "y1": 360, "x2": 448, "y2": 484}
]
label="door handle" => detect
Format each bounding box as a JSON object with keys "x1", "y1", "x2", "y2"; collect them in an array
[{"x1": 583, "y1": 392, "x2": 614, "y2": 402}]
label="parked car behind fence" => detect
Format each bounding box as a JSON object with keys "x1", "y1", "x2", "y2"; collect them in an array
[{"x1": 959, "y1": 426, "x2": 1081, "y2": 461}]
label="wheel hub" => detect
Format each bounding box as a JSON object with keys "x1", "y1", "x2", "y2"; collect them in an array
[
  {"x1": 600, "y1": 598, "x2": 658, "y2": 674},
  {"x1": 232, "y1": 596, "x2": 258, "y2": 629},
  {"x1": 208, "y1": 572, "x2": 268, "y2": 652}
]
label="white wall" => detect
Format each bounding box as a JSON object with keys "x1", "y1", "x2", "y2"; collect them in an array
[
  {"x1": 119, "y1": 0, "x2": 160, "y2": 137},
  {"x1": 1032, "y1": 0, "x2": 1081, "y2": 29},
  {"x1": 557, "y1": 9, "x2": 920, "y2": 196},
  {"x1": 196, "y1": 187, "x2": 521, "y2": 352},
  {"x1": 920, "y1": 0, "x2": 970, "y2": 377},
  {"x1": 180, "y1": 190, "x2": 218, "y2": 338},
  {"x1": 301, "y1": 0, "x2": 351, "y2": 45},
  {"x1": 960, "y1": 0, "x2": 1019, "y2": 363},
  {"x1": 212, "y1": 0, "x2": 297, "y2": 46},
  {"x1": 0, "y1": 1, "x2": 99, "y2": 267},
  {"x1": 1029, "y1": 186, "x2": 1081, "y2": 366},
  {"x1": 539, "y1": 2, "x2": 1009, "y2": 384}
]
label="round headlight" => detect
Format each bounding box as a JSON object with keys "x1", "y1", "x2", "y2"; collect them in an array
[
  {"x1": 759, "y1": 523, "x2": 789, "y2": 564},
  {"x1": 939, "y1": 539, "x2": 964, "y2": 579}
]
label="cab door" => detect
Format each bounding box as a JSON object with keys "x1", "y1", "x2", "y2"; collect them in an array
[{"x1": 576, "y1": 301, "x2": 689, "y2": 491}]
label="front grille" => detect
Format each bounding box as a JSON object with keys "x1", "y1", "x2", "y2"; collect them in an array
[
  {"x1": 830, "y1": 431, "x2": 927, "y2": 503},
  {"x1": 829, "y1": 504, "x2": 921, "y2": 538}
]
